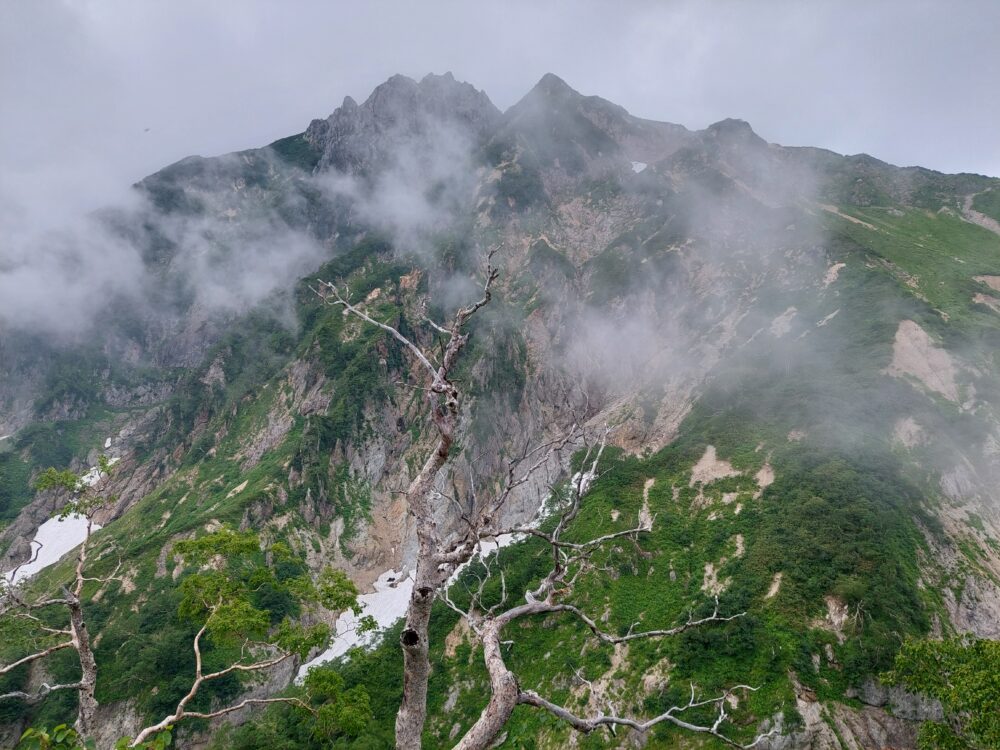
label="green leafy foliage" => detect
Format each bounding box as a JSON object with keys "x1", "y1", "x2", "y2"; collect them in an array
[
  {"x1": 883, "y1": 637, "x2": 1000, "y2": 749},
  {"x1": 113, "y1": 729, "x2": 173, "y2": 750},
  {"x1": 34, "y1": 468, "x2": 83, "y2": 495},
  {"x1": 20, "y1": 722, "x2": 168, "y2": 750},
  {"x1": 972, "y1": 187, "x2": 1000, "y2": 223},
  {"x1": 172, "y1": 528, "x2": 339, "y2": 656},
  {"x1": 32, "y1": 350, "x2": 103, "y2": 417},
  {"x1": 15, "y1": 423, "x2": 74, "y2": 470},
  {"x1": 34, "y1": 458, "x2": 116, "y2": 518},
  {"x1": 827, "y1": 205, "x2": 1000, "y2": 326},
  {"x1": 0, "y1": 451, "x2": 32, "y2": 522},
  {"x1": 10, "y1": 117, "x2": 1000, "y2": 750},
  {"x1": 268, "y1": 133, "x2": 322, "y2": 172},
  {"x1": 18, "y1": 725, "x2": 95, "y2": 750},
  {"x1": 209, "y1": 668, "x2": 374, "y2": 749},
  {"x1": 305, "y1": 670, "x2": 372, "y2": 740}
]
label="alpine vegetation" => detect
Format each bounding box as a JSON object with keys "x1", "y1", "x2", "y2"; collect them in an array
[{"x1": 2, "y1": 67, "x2": 1000, "y2": 750}]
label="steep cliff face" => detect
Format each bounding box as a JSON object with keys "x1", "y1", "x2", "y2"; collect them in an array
[
  {"x1": 3, "y1": 73, "x2": 1000, "y2": 748},
  {"x1": 307, "y1": 72, "x2": 500, "y2": 175}
]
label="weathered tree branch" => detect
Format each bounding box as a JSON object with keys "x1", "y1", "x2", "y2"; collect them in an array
[
  {"x1": 177, "y1": 696, "x2": 313, "y2": 722},
  {"x1": 317, "y1": 246, "x2": 511, "y2": 750},
  {"x1": 446, "y1": 427, "x2": 773, "y2": 750},
  {"x1": 518, "y1": 685, "x2": 776, "y2": 748},
  {"x1": 0, "y1": 641, "x2": 74, "y2": 675},
  {"x1": 314, "y1": 280, "x2": 440, "y2": 380},
  {"x1": 0, "y1": 681, "x2": 84, "y2": 704},
  {"x1": 129, "y1": 618, "x2": 297, "y2": 747}
]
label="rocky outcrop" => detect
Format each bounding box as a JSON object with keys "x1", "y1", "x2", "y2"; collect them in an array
[
  {"x1": 763, "y1": 676, "x2": 924, "y2": 750},
  {"x1": 306, "y1": 72, "x2": 500, "y2": 175},
  {"x1": 0, "y1": 404, "x2": 171, "y2": 572},
  {"x1": 6, "y1": 71, "x2": 1000, "y2": 750},
  {"x1": 849, "y1": 677, "x2": 944, "y2": 722},
  {"x1": 885, "y1": 320, "x2": 961, "y2": 402},
  {"x1": 944, "y1": 574, "x2": 1000, "y2": 638}
]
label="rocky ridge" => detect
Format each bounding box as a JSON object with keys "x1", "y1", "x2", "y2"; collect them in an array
[{"x1": 2, "y1": 73, "x2": 1000, "y2": 748}]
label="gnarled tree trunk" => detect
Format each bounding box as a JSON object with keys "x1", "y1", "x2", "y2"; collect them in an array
[
  {"x1": 68, "y1": 595, "x2": 98, "y2": 737},
  {"x1": 452, "y1": 618, "x2": 520, "y2": 750}
]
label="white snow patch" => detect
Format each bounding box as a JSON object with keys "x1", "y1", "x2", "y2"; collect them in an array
[
  {"x1": 104, "y1": 437, "x2": 112, "y2": 449},
  {"x1": 5, "y1": 456, "x2": 118, "y2": 585},
  {"x1": 298, "y1": 533, "x2": 523, "y2": 680},
  {"x1": 299, "y1": 568, "x2": 415, "y2": 677},
  {"x1": 79, "y1": 456, "x2": 119, "y2": 488},
  {"x1": 300, "y1": 462, "x2": 606, "y2": 678},
  {"x1": 6, "y1": 515, "x2": 100, "y2": 585},
  {"x1": 631, "y1": 161, "x2": 647, "y2": 173},
  {"x1": 816, "y1": 309, "x2": 840, "y2": 327}
]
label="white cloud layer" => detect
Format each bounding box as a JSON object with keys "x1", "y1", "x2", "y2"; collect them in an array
[{"x1": 2, "y1": 0, "x2": 998, "y2": 333}]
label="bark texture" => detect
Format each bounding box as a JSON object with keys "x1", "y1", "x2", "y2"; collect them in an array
[
  {"x1": 318, "y1": 252, "x2": 500, "y2": 750},
  {"x1": 69, "y1": 531, "x2": 99, "y2": 737}
]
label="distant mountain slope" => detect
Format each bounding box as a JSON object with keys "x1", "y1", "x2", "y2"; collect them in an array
[{"x1": 2, "y1": 73, "x2": 1000, "y2": 749}]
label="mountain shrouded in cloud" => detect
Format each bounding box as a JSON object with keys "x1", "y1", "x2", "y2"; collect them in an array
[{"x1": 2, "y1": 72, "x2": 1000, "y2": 749}]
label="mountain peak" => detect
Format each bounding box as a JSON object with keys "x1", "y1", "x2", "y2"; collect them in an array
[
  {"x1": 706, "y1": 118, "x2": 755, "y2": 135},
  {"x1": 702, "y1": 117, "x2": 768, "y2": 149},
  {"x1": 534, "y1": 72, "x2": 575, "y2": 94},
  {"x1": 422, "y1": 71, "x2": 456, "y2": 84},
  {"x1": 304, "y1": 72, "x2": 500, "y2": 173},
  {"x1": 519, "y1": 73, "x2": 588, "y2": 107}
]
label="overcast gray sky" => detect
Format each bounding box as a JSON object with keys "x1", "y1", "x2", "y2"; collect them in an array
[{"x1": 3, "y1": 0, "x2": 999, "y2": 226}]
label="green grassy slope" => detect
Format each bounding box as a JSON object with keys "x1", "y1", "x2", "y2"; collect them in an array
[
  {"x1": 6, "y1": 102, "x2": 1000, "y2": 747},
  {"x1": 214, "y1": 205, "x2": 1000, "y2": 748}
]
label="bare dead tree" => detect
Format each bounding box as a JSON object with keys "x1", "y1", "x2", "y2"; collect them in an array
[
  {"x1": 315, "y1": 247, "x2": 588, "y2": 749},
  {"x1": 315, "y1": 252, "x2": 771, "y2": 749},
  {"x1": 0, "y1": 458, "x2": 117, "y2": 738},
  {"x1": 440, "y1": 431, "x2": 778, "y2": 750}
]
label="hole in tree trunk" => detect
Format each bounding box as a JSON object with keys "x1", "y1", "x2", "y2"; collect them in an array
[{"x1": 401, "y1": 628, "x2": 420, "y2": 646}]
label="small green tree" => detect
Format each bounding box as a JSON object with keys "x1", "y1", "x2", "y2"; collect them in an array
[
  {"x1": 18, "y1": 723, "x2": 172, "y2": 750},
  {"x1": 882, "y1": 636, "x2": 1000, "y2": 749},
  {"x1": 3, "y1": 458, "x2": 371, "y2": 748},
  {"x1": 125, "y1": 528, "x2": 372, "y2": 747},
  {"x1": 1, "y1": 457, "x2": 116, "y2": 737},
  {"x1": 18, "y1": 724, "x2": 94, "y2": 750}
]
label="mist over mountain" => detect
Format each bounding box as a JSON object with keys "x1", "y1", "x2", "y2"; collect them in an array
[{"x1": 2, "y1": 72, "x2": 1000, "y2": 749}]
